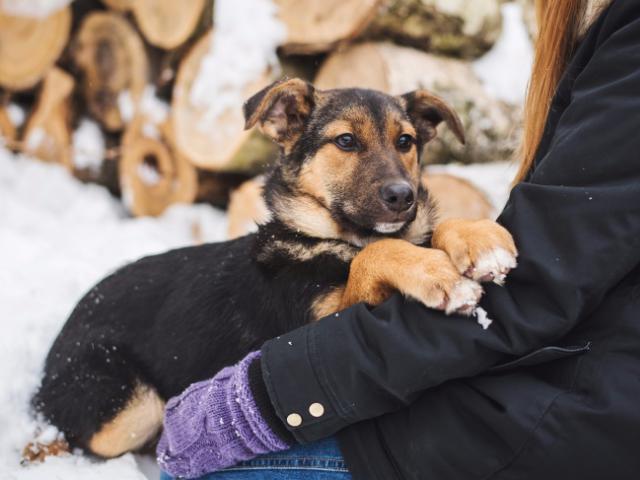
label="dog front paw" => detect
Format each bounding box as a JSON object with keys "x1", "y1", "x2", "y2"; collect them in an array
[
  {"x1": 443, "y1": 278, "x2": 484, "y2": 315},
  {"x1": 432, "y1": 219, "x2": 518, "y2": 285},
  {"x1": 470, "y1": 246, "x2": 518, "y2": 285},
  {"x1": 341, "y1": 240, "x2": 483, "y2": 315},
  {"x1": 401, "y1": 248, "x2": 483, "y2": 316}
]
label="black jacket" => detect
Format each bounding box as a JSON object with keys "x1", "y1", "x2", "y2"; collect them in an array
[{"x1": 260, "y1": 1, "x2": 640, "y2": 478}]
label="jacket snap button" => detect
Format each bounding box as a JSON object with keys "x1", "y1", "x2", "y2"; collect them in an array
[
  {"x1": 286, "y1": 413, "x2": 302, "y2": 427},
  {"x1": 309, "y1": 402, "x2": 325, "y2": 418}
]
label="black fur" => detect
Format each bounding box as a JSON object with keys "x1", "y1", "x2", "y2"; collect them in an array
[{"x1": 33, "y1": 225, "x2": 351, "y2": 448}]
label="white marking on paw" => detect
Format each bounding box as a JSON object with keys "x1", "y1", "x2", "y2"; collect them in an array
[
  {"x1": 446, "y1": 279, "x2": 483, "y2": 315},
  {"x1": 474, "y1": 306, "x2": 493, "y2": 330},
  {"x1": 474, "y1": 248, "x2": 517, "y2": 284},
  {"x1": 374, "y1": 222, "x2": 406, "y2": 234}
]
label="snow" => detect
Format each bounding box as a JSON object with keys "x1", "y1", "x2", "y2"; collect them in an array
[
  {"x1": 189, "y1": 0, "x2": 286, "y2": 131},
  {"x1": 117, "y1": 90, "x2": 136, "y2": 125},
  {"x1": 473, "y1": 2, "x2": 534, "y2": 105},
  {"x1": 0, "y1": 148, "x2": 227, "y2": 479},
  {"x1": 137, "y1": 162, "x2": 162, "y2": 186},
  {"x1": 118, "y1": 87, "x2": 170, "y2": 126},
  {"x1": 24, "y1": 128, "x2": 46, "y2": 151},
  {"x1": 72, "y1": 119, "x2": 105, "y2": 173},
  {"x1": 475, "y1": 307, "x2": 493, "y2": 330},
  {"x1": 0, "y1": 0, "x2": 73, "y2": 18},
  {"x1": 34, "y1": 425, "x2": 60, "y2": 445},
  {"x1": 7, "y1": 104, "x2": 26, "y2": 128},
  {"x1": 139, "y1": 87, "x2": 170, "y2": 126}
]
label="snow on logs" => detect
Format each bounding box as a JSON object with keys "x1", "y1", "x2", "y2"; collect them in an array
[{"x1": 171, "y1": 31, "x2": 277, "y2": 174}]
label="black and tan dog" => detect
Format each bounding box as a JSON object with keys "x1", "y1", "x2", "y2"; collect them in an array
[{"x1": 30, "y1": 79, "x2": 517, "y2": 459}]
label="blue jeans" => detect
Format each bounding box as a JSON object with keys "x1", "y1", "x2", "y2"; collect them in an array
[{"x1": 160, "y1": 437, "x2": 351, "y2": 479}]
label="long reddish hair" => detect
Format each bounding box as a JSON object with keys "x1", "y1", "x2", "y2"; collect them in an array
[{"x1": 514, "y1": 0, "x2": 588, "y2": 183}]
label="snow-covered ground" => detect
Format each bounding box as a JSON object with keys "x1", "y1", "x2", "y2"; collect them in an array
[
  {"x1": 0, "y1": 149, "x2": 227, "y2": 480},
  {"x1": 0, "y1": 147, "x2": 516, "y2": 479}
]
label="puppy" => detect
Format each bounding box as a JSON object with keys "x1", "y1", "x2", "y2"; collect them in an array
[{"x1": 29, "y1": 78, "x2": 517, "y2": 460}]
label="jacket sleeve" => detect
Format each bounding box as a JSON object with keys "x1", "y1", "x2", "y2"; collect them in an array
[{"x1": 261, "y1": 10, "x2": 640, "y2": 443}]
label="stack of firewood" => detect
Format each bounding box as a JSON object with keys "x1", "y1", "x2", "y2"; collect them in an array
[{"x1": 0, "y1": 0, "x2": 533, "y2": 218}]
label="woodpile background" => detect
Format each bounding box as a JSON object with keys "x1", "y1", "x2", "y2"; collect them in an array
[{"x1": 0, "y1": 0, "x2": 535, "y2": 219}]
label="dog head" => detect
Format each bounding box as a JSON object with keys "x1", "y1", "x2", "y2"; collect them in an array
[{"x1": 244, "y1": 78, "x2": 465, "y2": 246}]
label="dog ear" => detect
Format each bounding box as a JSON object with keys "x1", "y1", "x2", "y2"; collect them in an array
[
  {"x1": 400, "y1": 90, "x2": 465, "y2": 145},
  {"x1": 243, "y1": 78, "x2": 315, "y2": 145}
]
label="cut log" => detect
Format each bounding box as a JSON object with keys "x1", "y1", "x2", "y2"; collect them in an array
[
  {"x1": 22, "y1": 68, "x2": 74, "y2": 168},
  {"x1": 226, "y1": 176, "x2": 269, "y2": 240},
  {"x1": 171, "y1": 31, "x2": 277, "y2": 173},
  {"x1": 100, "y1": 0, "x2": 133, "y2": 11},
  {"x1": 132, "y1": 0, "x2": 206, "y2": 50},
  {"x1": 364, "y1": 0, "x2": 502, "y2": 58},
  {"x1": 422, "y1": 172, "x2": 494, "y2": 222},
  {"x1": 276, "y1": 0, "x2": 381, "y2": 54},
  {"x1": 73, "y1": 12, "x2": 149, "y2": 132},
  {"x1": 119, "y1": 116, "x2": 198, "y2": 217},
  {"x1": 0, "y1": 105, "x2": 17, "y2": 148},
  {"x1": 0, "y1": 7, "x2": 71, "y2": 91},
  {"x1": 315, "y1": 42, "x2": 520, "y2": 164}
]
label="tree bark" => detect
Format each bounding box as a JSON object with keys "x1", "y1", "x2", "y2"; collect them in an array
[{"x1": 364, "y1": 0, "x2": 502, "y2": 58}]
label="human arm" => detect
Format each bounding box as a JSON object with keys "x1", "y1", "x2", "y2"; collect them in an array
[{"x1": 259, "y1": 7, "x2": 640, "y2": 443}]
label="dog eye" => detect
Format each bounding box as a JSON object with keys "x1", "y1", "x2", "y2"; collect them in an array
[
  {"x1": 334, "y1": 133, "x2": 357, "y2": 151},
  {"x1": 396, "y1": 134, "x2": 414, "y2": 151}
]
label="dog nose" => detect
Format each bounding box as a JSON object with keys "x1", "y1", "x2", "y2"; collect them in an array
[{"x1": 380, "y1": 181, "x2": 415, "y2": 212}]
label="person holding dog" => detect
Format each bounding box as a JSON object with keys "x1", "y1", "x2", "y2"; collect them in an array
[{"x1": 159, "y1": 1, "x2": 640, "y2": 478}]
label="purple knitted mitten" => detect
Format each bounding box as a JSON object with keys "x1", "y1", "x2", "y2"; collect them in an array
[{"x1": 156, "y1": 351, "x2": 289, "y2": 478}]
